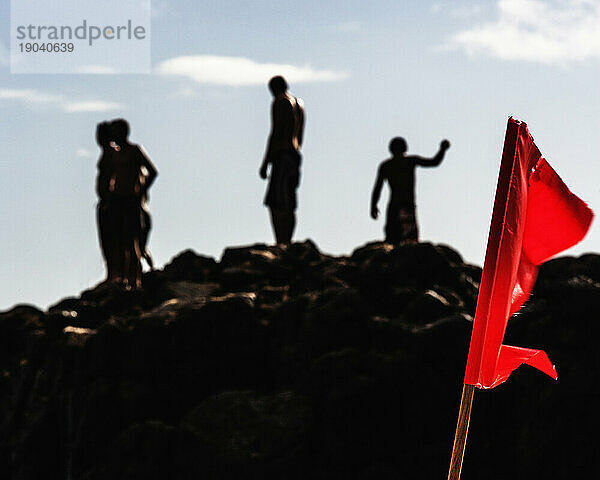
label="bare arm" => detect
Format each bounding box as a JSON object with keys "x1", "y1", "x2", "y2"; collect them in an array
[
  {"x1": 260, "y1": 99, "x2": 293, "y2": 179},
  {"x1": 297, "y1": 99, "x2": 305, "y2": 148},
  {"x1": 260, "y1": 102, "x2": 276, "y2": 178},
  {"x1": 259, "y1": 145, "x2": 271, "y2": 180},
  {"x1": 413, "y1": 139, "x2": 451, "y2": 167},
  {"x1": 96, "y1": 155, "x2": 110, "y2": 200},
  {"x1": 138, "y1": 145, "x2": 158, "y2": 189},
  {"x1": 370, "y1": 165, "x2": 385, "y2": 219}
]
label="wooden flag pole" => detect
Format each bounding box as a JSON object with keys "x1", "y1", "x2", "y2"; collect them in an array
[{"x1": 447, "y1": 383, "x2": 476, "y2": 480}]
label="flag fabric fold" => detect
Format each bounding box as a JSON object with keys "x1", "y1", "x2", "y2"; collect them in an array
[{"x1": 464, "y1": 117, "x2": 593, "y2": 389}]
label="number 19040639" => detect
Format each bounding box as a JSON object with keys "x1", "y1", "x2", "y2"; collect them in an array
[{"x1": 19, "y1": 43, "x2": 74, "y2": 53}]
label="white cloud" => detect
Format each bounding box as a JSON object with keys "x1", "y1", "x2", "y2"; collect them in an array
[
  {"x1": 64, "y1": 101, "x2": 124, "y2": 113},
  {"x1": 75, "y1": 148, "x2": 95, "y2": 158},
  {"x1": 155, "y1": 55, "x2": 349, "y2": 86},
  {"x1": 0, "y1": 88, "x2": 63, "y2": 104},
  {"x1": 443, "y1": 0, "x2": 600, "y2": 65},
  {"x1": 0, "y1": 88, "x2": 125, "y2": 113}
]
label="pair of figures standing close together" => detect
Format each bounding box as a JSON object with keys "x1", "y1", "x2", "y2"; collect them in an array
[
  {"x1": 95, "y1": 75, "x2": 450, "y2": 286},
  {"x1": 96, "y1": 119, "x2": 157, "y2": 289}
]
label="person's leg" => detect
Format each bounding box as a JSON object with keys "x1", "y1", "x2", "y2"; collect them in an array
[
  {"x1": 140, "y1": 209, "x2": 154, "y2": 270},
  {"x1": 107, "y1": 203, "x2": 123, "y2": 282},
  {"x1": 270, "y1": 209, "x2": 296, "y2": 245},
  {"x1": 399, "y1": 207, "x2": 418, "y2": 244},
  {"x1": 118, "y1": 200, "x2": 136, "y2": 288},
  {"x1": 97, "y1": 203, "x2": 112, "y2": 281},
  {"x1": 269, "y1": 208, "x2": 285, "y2": 244},
  {"x1": 411, "y1": 207, "x2": 419, "y2": 242},
  {"x1": 122, "y1": 237, "x2": 143, "y2": 288},
  {"x1": 267, "y1": 152, "x2": 299, "y2": 245},
  {"x1": 384, "y1": 203, "x2": 399, "y2": 243},
  {"x1": 128, "y1": 238, "x2": 143, "y2": 288},
  {"x1": 128, "y1": 202, "x2": 144, "y2": 288},
  {"x1": 282, "y1": 210, "x2": 296, "y2": 244}
]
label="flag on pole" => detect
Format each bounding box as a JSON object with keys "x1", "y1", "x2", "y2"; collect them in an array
[{"x1": 464, "y1": 117, "x2": 593, "y2": 389}]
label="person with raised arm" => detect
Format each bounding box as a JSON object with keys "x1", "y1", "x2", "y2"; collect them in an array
[{"x1": 371, "y1": 137, "x2": 450, "y2": 243}]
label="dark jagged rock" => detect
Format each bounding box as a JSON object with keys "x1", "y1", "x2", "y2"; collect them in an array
[
  {"x1": 0, "y1": 305, "x2": 45, "y2": 369},
  {"x1": 161, "y1": 249, "x2": 217, "y2": 283},
  {"x1": 1, "y1": 240, "x2": 598, "y2": 480}
]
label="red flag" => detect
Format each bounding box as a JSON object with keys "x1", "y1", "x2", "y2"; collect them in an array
[{"x1": 464, "y1": 117, "x2": 593, "y2": 389}]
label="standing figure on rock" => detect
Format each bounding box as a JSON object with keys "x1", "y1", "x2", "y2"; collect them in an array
[
  {"x1": 96, "y1": 121, "x2": 118, "y2": 281},
  {"x1": 370, "y1": 137, "x2": 450, "y2": 244},
  {"x1": 259, "y1": 75, "x2": 305, "y2": 245},
  {"x1": 95, "y1": 119, "x2": 158, "y2": 288}
]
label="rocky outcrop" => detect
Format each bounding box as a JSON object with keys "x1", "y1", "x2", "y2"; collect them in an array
[{"x1": 0, "y1": 240, "x2": 598, "y2": 479}]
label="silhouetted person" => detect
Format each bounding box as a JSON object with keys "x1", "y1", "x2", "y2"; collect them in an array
[
  {"x1": 95, "y1": 119, "x2": 157, "y2": 288},
  {"x1": 371, "y1": 137, "x2": 450, "y2": 243},
  {"x1": 96, "y1": 122, "x2": 118, "y2": 281},
  {"x1": 259, "y1": 75, "x2": 305, "y2": 245}
]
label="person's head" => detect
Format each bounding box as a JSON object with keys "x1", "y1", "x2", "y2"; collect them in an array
[
  {"x1": 268, "y1": 75, "x2": 288, "y2": 96},
  {"x1": 111, "y1": 118, "x2": 130, "y2": 145},
  {"x1": 389, "y1": 137, "x2": 407, "y2": 156},
  {"x1": 95, "y1": 122, "x2": 111, "y2": 148}
]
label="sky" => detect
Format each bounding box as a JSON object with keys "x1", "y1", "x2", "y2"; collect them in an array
[{"x1": 1, "y1": 0, "x2": 599, "y2": 310}]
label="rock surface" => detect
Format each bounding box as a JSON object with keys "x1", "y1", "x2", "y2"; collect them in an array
[{"x1": 0, "y1": 240, "x2": 598, "y2": 479}]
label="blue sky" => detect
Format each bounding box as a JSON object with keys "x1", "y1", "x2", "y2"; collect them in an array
[{"x1": 1, "y1": 0, "x2": 599, "y2": 310}]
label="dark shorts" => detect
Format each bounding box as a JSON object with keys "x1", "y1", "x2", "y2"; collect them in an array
[
  {"x1": 385, "y1": 204, "x2": 419, "y2": 243},
  {"x1": 264, "y1": 150, "x2": 301, "y2": 211}
]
